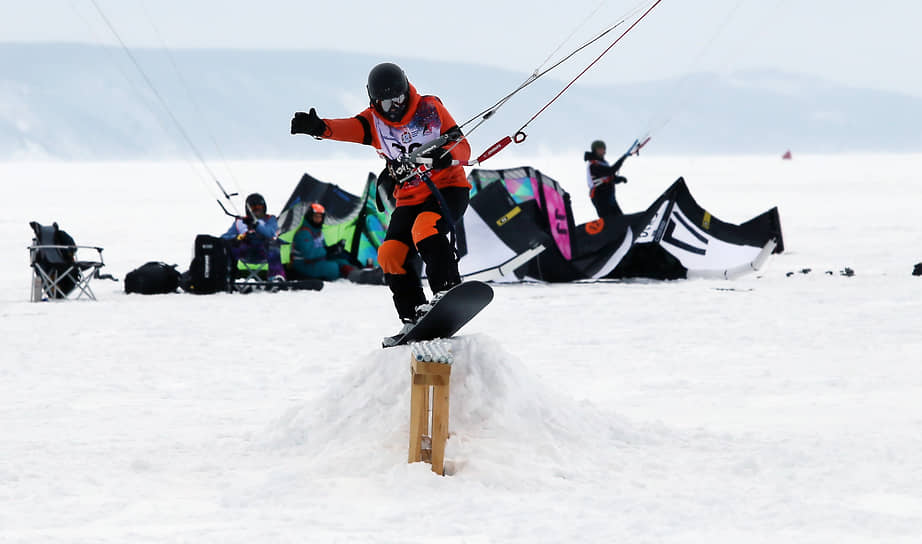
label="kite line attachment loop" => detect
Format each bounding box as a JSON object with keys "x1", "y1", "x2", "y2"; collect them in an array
[{"x1": 513, "y1": 131, "x2": 527, "y2": 144}]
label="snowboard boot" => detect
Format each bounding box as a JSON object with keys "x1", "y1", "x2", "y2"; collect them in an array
[
  {"x1": 382, "y1": 317, "x2": 418, "y2": 348},
  {"x1": 383, "y1": 272, "x2": 426, "y2": 347},
  {"x1": 414, "y1": 281, "x2": 458, "y2": 317}
]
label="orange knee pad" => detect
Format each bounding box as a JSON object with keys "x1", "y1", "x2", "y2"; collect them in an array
[
  {"x1": 378, "y1": 239, "x2": 410, "y2": 274},
  {"x1": 411, "y1": 211, "x2": 442, "y2": 246}
]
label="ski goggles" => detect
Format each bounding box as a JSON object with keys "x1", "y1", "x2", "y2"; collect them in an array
[{"x1": 377, "y1": 93, "x2": 407, "y2": 113}]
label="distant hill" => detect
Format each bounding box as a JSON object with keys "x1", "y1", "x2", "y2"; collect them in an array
[{"x1": 1, "y1": 43, "x2": 920, "y2": 160}]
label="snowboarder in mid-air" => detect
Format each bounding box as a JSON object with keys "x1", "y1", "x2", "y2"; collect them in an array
[
  {"x1": 584, "y1": 139, "x2": 628, "y2": 219},
  {"x1": 291, "y1": 62, "x2": 472, "y2": 346}
]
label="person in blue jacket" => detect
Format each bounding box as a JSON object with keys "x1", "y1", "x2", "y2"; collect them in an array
[
  {"x1": 291, "y1": 202, "x2": 355, "y2": 281},
  {"x1": 221, "y1": 193, "x2": 285, "y2": 280}
]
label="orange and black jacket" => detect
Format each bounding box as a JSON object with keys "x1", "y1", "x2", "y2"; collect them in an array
[{"x1": 317, "y1": 83, "x2": 471, "y2": 207}]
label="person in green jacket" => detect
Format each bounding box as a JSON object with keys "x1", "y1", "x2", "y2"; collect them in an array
[{"x1": 291, "y1": 202, "x2": 355, "y2": 281}]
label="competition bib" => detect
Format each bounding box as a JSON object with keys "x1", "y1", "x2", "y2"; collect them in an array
[{"x1": 373, "y1": 98, "x2": 443, "y2": 164}]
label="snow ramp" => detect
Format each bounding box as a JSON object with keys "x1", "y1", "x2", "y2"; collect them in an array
[{"x1": 263, "y1": 334, "x2": 648, "y2": 480}]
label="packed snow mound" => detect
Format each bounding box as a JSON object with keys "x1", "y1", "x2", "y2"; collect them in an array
[{"x1": 263, "y1": 334, "x2": 650, "y2": 479}]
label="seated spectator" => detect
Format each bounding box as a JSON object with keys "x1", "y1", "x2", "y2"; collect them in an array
[
  {"x1": 290, "y1": 202, "x2": 355, "y2": 281},
  {"x1": 221, "y1": 193, "x2": 285, "y2": 281}
]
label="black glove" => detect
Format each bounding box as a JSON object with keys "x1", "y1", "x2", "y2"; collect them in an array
[
  {"x1": 243, "y1": 215, "x2": 256, "y2": 229},
  {"x1": 614, "y1": 175, "x2": 628, "y2": 184},
  {"x1": 420, "y1": 146, "x2": 453, "y2": 169},
  {"x1": 291, "y1": 108, "x2": 327, "y2": 137},
  {"x1": 326, "y1": 240, "x2": 346, "y2": 256}
]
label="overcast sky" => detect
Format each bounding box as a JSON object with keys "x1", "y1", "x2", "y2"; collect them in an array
[{"x1": 4, "y1": 0, "x2": 921, "y2": 97}]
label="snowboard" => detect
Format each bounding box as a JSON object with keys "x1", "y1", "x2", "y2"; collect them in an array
[
  {"x1": 384, "y1": 280, "x2": 494, "y2": 348},
  {"x1": 234, "y1": 278, "x2": 323, "y2": 293}
]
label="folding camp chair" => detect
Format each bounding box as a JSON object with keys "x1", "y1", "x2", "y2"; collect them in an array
[
  {"x1": 228, "y1": 237, "x2": 289, "y2": 293},
  {"x1": 237, "y1": 258, "x2": 267, "y2": 282},
  {"x1": 29, "y1": 221, "x2": 108, "y2": 301},
  {"x1": 231, "y1": 239, "x2": 274, "y2": 283}
]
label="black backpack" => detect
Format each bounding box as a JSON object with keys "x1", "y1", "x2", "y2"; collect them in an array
[
  {"x1": 124, "y1": 262, "x2": 181, "y2": 294},
  {"x1": 186, "y1": 235, "x2": 232, "y2": 294}
]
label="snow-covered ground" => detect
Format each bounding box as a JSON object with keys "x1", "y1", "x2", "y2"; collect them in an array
[{"x1": 2, "y1": 153, "x2": 921, "y2": 543}]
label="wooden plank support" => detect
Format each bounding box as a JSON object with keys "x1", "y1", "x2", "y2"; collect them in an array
[
  {"x1": 408, "y1": 379, "x2": 426, "y2": 463},
  {"x1": 430, "y1": 377, "x2": 450, "y2": 475},
  {"x1": 408, "y1": 340, "x2": 453, "y2": 475}
]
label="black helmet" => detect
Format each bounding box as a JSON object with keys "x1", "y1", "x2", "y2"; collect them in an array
[
  {"x1": 367, "y1": 62, "x2": 410, "y2": 122},
  {"x1": 591, "y1": 140, "x2": 606, "y2": 152},
  {"x1": 245, "y1": 193, "x2": 267, "y2": 217}
]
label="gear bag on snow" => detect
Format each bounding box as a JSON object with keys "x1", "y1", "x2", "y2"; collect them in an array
[
  {"x1": 186, "y1": 235, "x2": 231, "y2": 294},
  {"x1": 124, "y1": 261, "x2": 181, "y2": 295}
]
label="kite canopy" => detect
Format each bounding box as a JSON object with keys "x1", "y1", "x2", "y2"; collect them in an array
[
  {"x1": 273, "y1": 167, "x2": 783, "y2": 283},
  {"x1": 457, "y1": 167, "x2": 783, "y2": 282},
  {"x1": 277, "y1": 172, "x2": 390, "y2": 268}
]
